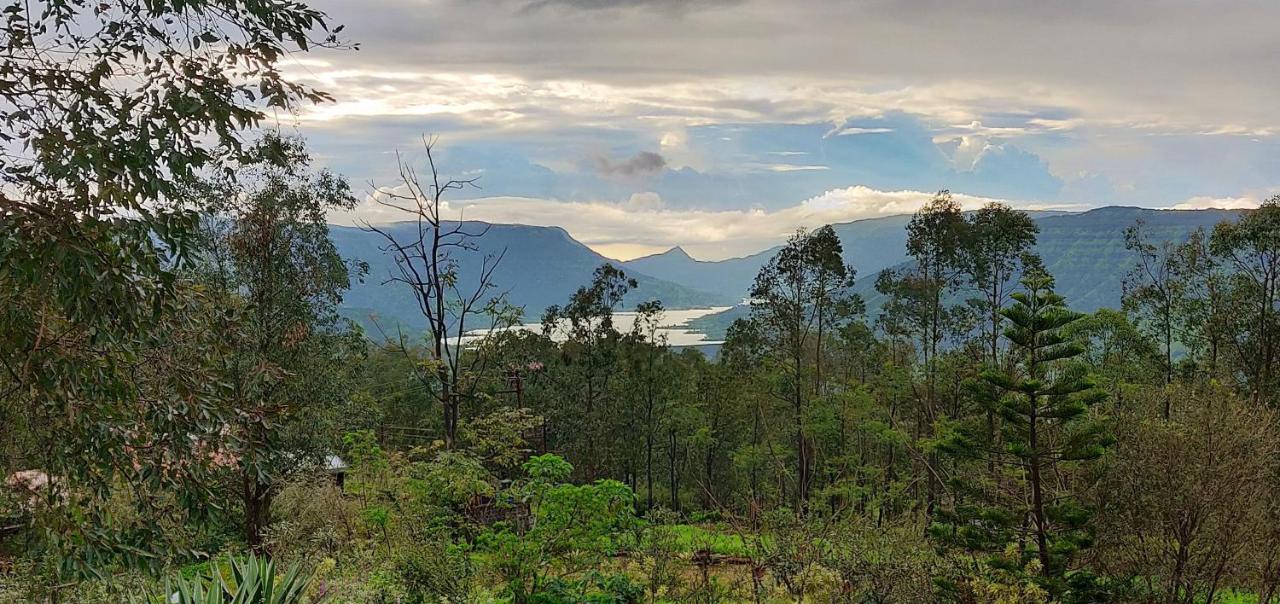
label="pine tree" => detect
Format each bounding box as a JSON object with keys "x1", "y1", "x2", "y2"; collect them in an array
[{"x1": 934, "y1": 266, "x2": 1110, "y2": 591}]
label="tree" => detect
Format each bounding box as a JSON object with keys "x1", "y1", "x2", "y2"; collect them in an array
[
  {"x1": 1172, "y1": 228, "x2": 1230, "y2": 380},
  {"x1": 1093, "y1": 385, "x2": 1278, "y2": 604},
  {"x1": 363, "y1": 137, "x2": 517, "y2": 449},
  {"x1": 1122, "y1": 219, "x2": 1186, "y2": 418},
  {"x1": 889, "y1": 191, "x2": 970, "y2": 515},
  {"x1": 748, "y1": 225, "x2": 857, "y2": 510},
  {"x1": 1208, "y1": 196, "x2": 1280, "y2": 403},
  {"x1": 1062, "y1": 309, "x2": 1162, "y2": 402},
  {"x1": 622, "y1": 300, "x2": 672, "y2": 511},
  {"x1": 936, "y1": 268, "x2": 1109, "y2": 589},
  {"x1": 0, "y1": 0, "x2": 346, "y2": 571},
  {"x1": 192, "y1": 134, "x2": 363, "y2": 547},
  {"x1": 479, "y1": 454, "x2": 639, "y2": 604},
  {"x1": 964, "y1": 203, "x2": 1039, "y2": 365},
  {"x1": 542, "y1": 264, "x2": 636, "y2": 480}
]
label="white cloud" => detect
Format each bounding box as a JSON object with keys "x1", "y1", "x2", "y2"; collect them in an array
[
  {"x1": 827, "y1": 126, "x2": 895, "y2": 137},
  {"x1": 1167, "y1": 195, "x2": 1263, "y2": 210},
  {"x1": 763, "y1": 164, "x2": 830, "y2": 172},
  {"x1": 946, "y1": 135, "x2": 992, "y2": 170},
  {"x1": 624, "y1": 191, "x2": 664, "y2": 210}
]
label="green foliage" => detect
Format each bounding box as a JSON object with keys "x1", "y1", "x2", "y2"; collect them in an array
[
  {"x1": 390, "y1": 540, "x2": 476, "y2": 604},
  {"x1": 343, "y1": 430, "x2": 391, "y2": 495},
  {"x1": 129, "y1": 554, "x2": 315, "y2": 604},
  {"x1": 462, "y1": 407, "x2": 545, "y2": 471},
  {"x1": 524, "y1": 453, "x2": 575, "y2": 485},
  {"x1": 406, "y1": 450, "x2": 495, "y2": 511},
  {"x1": 531, "y1": 572, "x2": 644, "y2": 604},
  {"x1": 477, "y1": 455, "x2": 640, "y2": 603},
  {"x1": 0, "y1": 0, "x2": 346, "y2": 572},
  {"x1": 935, "y1": 269, "x2": 1110, "y2": 593}
]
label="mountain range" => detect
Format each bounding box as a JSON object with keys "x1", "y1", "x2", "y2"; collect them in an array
[
  {"x1": 331, "y1": 207, "x2": 1242, "y2": 338},
  {"x1": 330, "y1": 221, "x2": 729, "y2": 334}
]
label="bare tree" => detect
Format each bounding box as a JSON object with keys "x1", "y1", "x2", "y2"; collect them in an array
[{"x1": 361, "y1": 137, "x2": 516, "y2": 448}]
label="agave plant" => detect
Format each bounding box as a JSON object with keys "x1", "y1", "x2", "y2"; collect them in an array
[{"x1": 131, "y1": 553, "x2": 319, "y2": 604}]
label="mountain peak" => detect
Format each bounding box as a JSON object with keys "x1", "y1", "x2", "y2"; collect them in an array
[{"x1": 664, "y1": 246, "x2": 694, "y2": 261}]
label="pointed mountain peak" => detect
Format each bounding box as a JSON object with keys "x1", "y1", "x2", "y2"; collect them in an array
[{"x1": 663, "y1": 246, "x2": 694, "y2": 260}]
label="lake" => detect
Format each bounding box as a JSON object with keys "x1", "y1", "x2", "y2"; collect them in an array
[{"x1": 463, "y1": 306, "x2": 731, "y2": 346}]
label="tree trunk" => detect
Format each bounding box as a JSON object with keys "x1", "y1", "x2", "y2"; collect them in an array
[
  {"x1": 1028, "y1": 397, "x2": 1050, "y2": 574},
  {"x1": 242, "y1": 472, "x2": 272, "y2": 550},
  {"x1": 668, "y1": 428, "x2": 680, "y2": 512},
  {"x1": 646, "y1": 427, "x2": 654, "y2": 511}
]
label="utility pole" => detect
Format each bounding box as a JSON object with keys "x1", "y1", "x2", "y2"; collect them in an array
[{"x1": 499, "y1": 366, "x2": 548, "y2": 453}]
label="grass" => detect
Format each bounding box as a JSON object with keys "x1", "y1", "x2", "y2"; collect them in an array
[
  {"x1": 1217, "y1": 590, "x2": 1259, "y2": 604},
  {"x1": 664, "y1": 524, "x2": 762, "y2": 558}
]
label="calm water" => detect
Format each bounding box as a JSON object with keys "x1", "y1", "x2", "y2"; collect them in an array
[{"x1": 463, "y1": 306, "x2": 731, "y2": 346}]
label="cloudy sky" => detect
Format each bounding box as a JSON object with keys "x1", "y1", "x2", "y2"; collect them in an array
[{"x1": 289, "y1": 0, "x2": 1280, "y2": 259}]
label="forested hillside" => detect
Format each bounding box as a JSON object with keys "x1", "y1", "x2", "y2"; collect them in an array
[
  {"x1": 691, "y1": 206, "x2": 1241, "y2": 339},
  {"x1": 622, "y1": 214, "x2": 919, "y2": 299},
  {"x1": 337, "y1": 208, "x2": 1236, "y2": 337}
]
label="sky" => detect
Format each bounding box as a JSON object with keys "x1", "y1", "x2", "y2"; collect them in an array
[{"x1": 287, "y1": 0, "x2": 1280, "y2": 260}]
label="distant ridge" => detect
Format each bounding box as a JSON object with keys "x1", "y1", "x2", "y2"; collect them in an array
[
  {"x1": 330, "y1": 221, "x2": 731, "y2": 335},
  {"x1": 686, "y1": 206, "x2": 1243, "y2": 339},
  {"x1": 332, "y1": 207, "x2": 1244, "y2": 340}
]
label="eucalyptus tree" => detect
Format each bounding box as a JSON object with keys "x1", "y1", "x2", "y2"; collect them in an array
[
  {"x1": 964, "y1": 203, "x2": 1038, "y2": 365},
  {"x1": 0, "y1": 0, "x2": 346, "y2": 571},
  {"x1": 884, "y1": 192, "x2": 970, "y2": 514},
  {"x1": 904, "y1": 191, "x2": 970, "y2": 402},
  {"x1": 622, "y1": 300, "x2": 671, "y2": 510},
  {"x1": 1209, "y1": 196, "x2": 1280, "y2": 403},
  {"x1": 542, "y1": 264, "x2": 636, "y2": 480},
  {"x1": 720, "y1": 317, "x2": 781, "y2": 510},
  {"x1": 1122, "y1": 219, "x2": 1188, "y2": 417},
  {"x1": 363, "y1": 138, "x2": 518, "y2": 449},
  {"x1": 192, "y1": 134, "x2": 363, "y2": 547},
  {"x1": 747, "y1": 225, "x2": 857, "y2": 510},
  {"x1": 1173, "y1": 228, "x2": 1230, "y2": 379}
]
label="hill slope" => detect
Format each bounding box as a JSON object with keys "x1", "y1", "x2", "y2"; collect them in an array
[
  {"x1": 623, "y1": 212, "x2": 1070, "y2": 302},
  {"x1": 691, "y1": 207, "x2": 1241, "y2": 339},
  {"x1": 331, "y1": 222, "x2": 731, "y2": 334},
  {"x1": 621, "y1": 215, "x2": 918, "y2": 302}
]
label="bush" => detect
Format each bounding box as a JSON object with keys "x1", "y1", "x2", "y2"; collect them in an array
[
  {"x1": 478, "y1": 455, "x2": 641, "y2": 604},
  {"x1": 531, "y1": 572, "x2": 643, "y2": 604},
  {"x1": 393, "y1": 540, "x2": 476, "y2": 604},
  {"x1": 265, "y1": 477, "x2": 361, "y2": 563},
  {"x1": 636, "y1": 510, "x2": 683, "y2": 601},
  {"x1": 822, "y1": 519, "x2": 940, "y2": 603}
]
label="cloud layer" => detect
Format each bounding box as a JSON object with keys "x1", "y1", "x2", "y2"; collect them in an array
[{"x1": 292, "y1": 0, "x2": 1280, "y2": 255}]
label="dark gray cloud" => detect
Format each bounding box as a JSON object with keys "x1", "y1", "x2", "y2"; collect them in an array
[
  {"x1": 307, "y1": 0, "x2": 1280, "y2": 131},
  {"x1": 594, "y1": 151, "x2": 667, "y2": 176}
]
